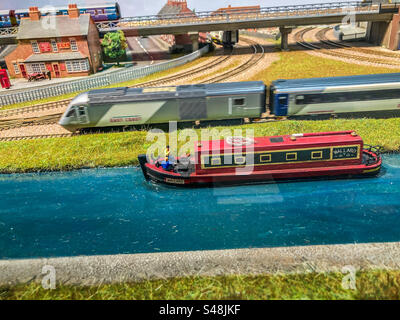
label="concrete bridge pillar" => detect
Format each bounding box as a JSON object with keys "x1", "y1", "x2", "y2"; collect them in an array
[
  {"x1": 367, "y1": 6, "x2": 400, "y2": 50},
  {"x1": 279, "y1": 27, "x2": 293, "y2": 51},
  {"x1": 188, "y1": 32, "x2": 199, "y2": 52}
]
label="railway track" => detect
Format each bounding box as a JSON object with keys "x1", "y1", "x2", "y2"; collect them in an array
[
  {"x1": 0, "y1": 39, "x2": 265, "y2": 141},
  {"x1": 203, "y1": 40, "x2": 265, "y2": 83},
  {"x1": 296, "y1": 27, "x2": 400, "y2": 67},
  {"x1": 317, "y1": 27, "x2": 400, "y2": 60},
  {"x1": 0, "y1": 113, "x2": 63, "y2": 131},
  {"x1": 0, "y1": 133, "x2": 75, "y2": 142}
]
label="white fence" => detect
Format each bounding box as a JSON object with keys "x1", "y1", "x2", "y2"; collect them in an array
[{"x1": 0, "y1": 45, "x2": 209, "y2": 107}]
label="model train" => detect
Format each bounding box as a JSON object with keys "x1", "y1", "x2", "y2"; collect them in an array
[
  {"x1": 59, "y1": 73, "x2": 400, "y2": 132},
  {"x1": 208, "y1": 31, "x2": 239, "y2": 49},
  {"x1": 0, "y1": 2, "x2": 121, "y2": 28}
]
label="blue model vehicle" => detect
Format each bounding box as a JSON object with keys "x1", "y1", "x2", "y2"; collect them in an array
[
  {"x1": 270, "y1": 73, "x2": 400, "y2": 117},
  {"x1": 0, "y1": 2, "x2": 121, "y2": 28}
]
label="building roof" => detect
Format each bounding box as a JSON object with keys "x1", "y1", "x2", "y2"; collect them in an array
[
  {"x1": 0, "y1": 45, "x2": 17, "y2": 62},
  {"x1": 158, "y1": 4, "x2": 183, "y2": 15},
  {"x1": 17, "y1": 15, "x2": 92, "y2": 40},
  {"x1": 158, "y1": 0, "x2": 193, "y2": 16},
  {"x1": 213, "y1": 5, "x2": 260, "y2": 14},
  {"x1": 24, "y1": 52, "x2": 86, "y2": 63}
]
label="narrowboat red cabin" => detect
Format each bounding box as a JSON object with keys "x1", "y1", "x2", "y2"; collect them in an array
[{"x1": 138, "y1": 131, "x2": 382, "y2": 187}]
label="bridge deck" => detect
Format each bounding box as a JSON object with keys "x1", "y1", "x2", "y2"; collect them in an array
[{"x1": 0, "y1": 2, "x2": 398, "y2": 39}]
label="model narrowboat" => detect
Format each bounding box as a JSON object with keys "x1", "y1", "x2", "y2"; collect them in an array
[{"x1": 138, "y1": 131, "x2": 382, "y2": 187}]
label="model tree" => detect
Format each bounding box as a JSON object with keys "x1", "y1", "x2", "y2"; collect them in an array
[{"x1": 101, "y1": 30, "x2": 128, "y2": 66}]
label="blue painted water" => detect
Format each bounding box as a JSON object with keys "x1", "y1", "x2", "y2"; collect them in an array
[{"x1": 1, "y1": 154, "x2": 400, "y2": 260}]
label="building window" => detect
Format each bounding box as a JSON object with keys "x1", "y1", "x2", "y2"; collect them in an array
[
  {"x1": 13, "y1": 63, "x2": 20, "y2": 74},
  {"x1": 51, "y1": 39, "x2": 58, "y2": 52},
  {"x1": 26, "y1": 63, "x2": 46, "y2": 74},
  {"x1": 31, "y1": 41, "x2": 40, "y2": 54},
  {"x1": 70, "y1": 39, "x2": 78, "y2": 51},
  {"x1": 286, "y1": 153, "x2": 297, "y2": 161},
  {"x1": 65, "y1": 59, "x2": 89, "y2": 73}
]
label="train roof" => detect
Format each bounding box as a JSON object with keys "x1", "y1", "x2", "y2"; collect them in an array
[
  {"x1": 86, "y1": 82, "x2": 265, "y2": 104},
  {"x1": 271, "y1": 73, "x2": 400, "y2": 92},
  {"x1": 0, "y1": 3, "x2": 118, "y2": 15}
]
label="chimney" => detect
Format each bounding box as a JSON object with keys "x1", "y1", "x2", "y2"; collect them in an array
[
  {"x1": 68, "y1": 4, "x2": 80, "y2": 18},
  {"x1": 28, "y1": 7, "x2": 41, "y2": 21}
]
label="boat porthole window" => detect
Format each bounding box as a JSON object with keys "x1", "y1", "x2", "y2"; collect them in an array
[
  {"x1": 211, "y1": 157, "x2": 221, "y2": 166},
  {"x1": 260, "y1": 154, "x2": 272, "y2": 162},
  {"x1": 286, "y1": 153, "x2": 297, "y2": 161},
  {"x1": 234, "y1": 156, "x2": 246, "y2": 165},
  {"x1": 311, "y1": 151, "x2": 323, "y2": 160}
]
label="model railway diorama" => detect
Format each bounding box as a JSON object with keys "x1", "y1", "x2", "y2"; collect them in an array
[{"x1": 59, "y1": 73, "x2": 400, "y2": 131}]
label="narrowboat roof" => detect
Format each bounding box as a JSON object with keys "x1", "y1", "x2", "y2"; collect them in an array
[
  {"x1": 86, "y1": 81, "x2": 265, "y2": 104},
  {"x1": 196, "y1": 131, "x2": 362, "y2": 152},
  {"x1": 271, "y1": 73, "x2": 400, "y2": 92}
]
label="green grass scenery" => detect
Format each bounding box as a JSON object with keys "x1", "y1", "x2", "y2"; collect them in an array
[
  {"x1": 249, "y1": 50, "x2": 400, "y2": 84},
  {"x1": 1, "y1": 269, "x2": 400, "y2": 300},
  {"x1": 0, "y1": 118, "x2": 399, "y2": 173}
]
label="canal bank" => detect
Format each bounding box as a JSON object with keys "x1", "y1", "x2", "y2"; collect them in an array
[
  {"x1": 0, "y1": 154, "x2": 399, "y2": 285},
  {"x1": 1, "y1": 242, "x2": 400, "y2": 286},
  {"x1": 1, "y1": 118, "x2": 400, "y2": 173}
]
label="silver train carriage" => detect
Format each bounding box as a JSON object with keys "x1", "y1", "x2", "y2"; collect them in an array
[
  {"x1": 59, "y1": 81, "x2": 266, "y2": 132},
  {"x1": 270, "y1": 73, "x2": 400, "y2": 118}
]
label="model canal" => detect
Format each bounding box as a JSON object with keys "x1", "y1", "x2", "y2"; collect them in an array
[{"x1": 1, "y1": 154, "x2": 400, "y2": 260}]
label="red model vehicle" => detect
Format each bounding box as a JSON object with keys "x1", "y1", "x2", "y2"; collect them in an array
[
  {"x1": 139, "y1": 131, "x2": 382, "y2": 187},
  {"x1": 28, "y1": 73, "x2": 46, "y2": 82},
  {"x1": 0, "y1": 69, "x2": 11, "y2": 89}
]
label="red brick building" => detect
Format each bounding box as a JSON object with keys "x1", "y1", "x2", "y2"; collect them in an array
[
  {"x1": 212, "y1": 5, "x2": 261, "y2": 15},
  {"x1": 5, "y1": 4, "x2": 102, "y2": 79},
  {"x1": 158, "y1": 0, "x2": 206, "y2": 52}
]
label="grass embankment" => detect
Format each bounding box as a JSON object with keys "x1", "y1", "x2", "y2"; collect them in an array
[
  {"x1": 0, "y1": 118, "x2": 399, "y2": 173},
  {"x1": 2, "y1": 269, "x2": 400, "y2": 300},
  {"x1": 1, "y1": 53, "x2": 215, "y2": 111},
  {"x1": 249, "y1": 50, "x2": 400, "y2": 84}
]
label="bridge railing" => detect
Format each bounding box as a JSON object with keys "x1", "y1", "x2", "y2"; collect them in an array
[
  {"x1": 97, "y1": 1, "x2": 383, "y2": 31},
  {"x1": 0, "y1": 27, "x2": 18, "y2": 38},
  {"x1": 0, "y1": 45, "x2": 209, "y2": 107}
]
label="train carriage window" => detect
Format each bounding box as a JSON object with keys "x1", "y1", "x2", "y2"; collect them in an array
[
  {"x1": 78, "y1": 107, "x2": 86, "y2": 116},
  {"x1": 300, "y1": 89, "x2": 400, "y2": 105},
  {"x1": 233, "y1": 98, "x2": 246, "y2": 106},
  {"x1": 295, "y1": 95, "x2": 304, "y2": 104},
  {"x1": 66, "y1": 109, "x2": 76, "y2": 117}
]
